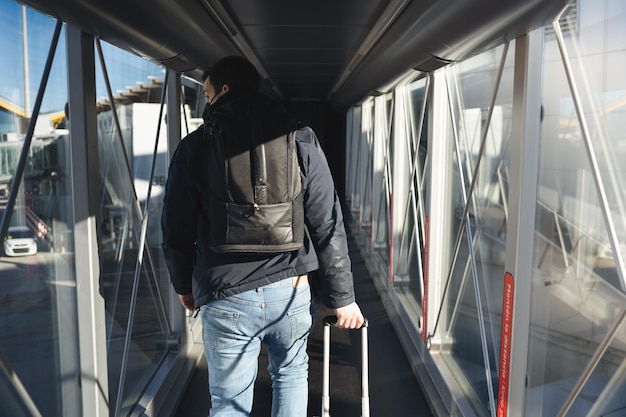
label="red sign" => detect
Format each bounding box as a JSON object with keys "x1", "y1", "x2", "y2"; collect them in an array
[
  {"x1": 497, "y1": 272, "x2": 515, "y2": 417},
  {"x1": 389, "y1": 194, "x2": 394, "y2": 282},
  {"x1": 422, "y1": 216, "x2": 429, "y2": 342}
]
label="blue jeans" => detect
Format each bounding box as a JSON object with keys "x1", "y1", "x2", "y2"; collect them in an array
[{"x1": 200, "y1": 276, "x2": 314, "y2": 417}]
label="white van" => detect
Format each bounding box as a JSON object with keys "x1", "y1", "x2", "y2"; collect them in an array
[{"x1": 4, "y1": 226, "x2": 38, "y2": 257}]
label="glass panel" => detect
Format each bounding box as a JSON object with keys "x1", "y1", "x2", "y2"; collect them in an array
[
  {"x1": 372, "y1": 95, "x2": 391, "y2": 258},
  {"x1": 443, "y1": 224, "x2": 495, "y2": 413},
  {"x1": 94, "y1": 41, "x2": 173, "y2": 415},
  {"x1": 0, "y1": 4, "x2": 80, "y2": 416},
  {"x1": 581, "y1": 318, "x2": 626, "y2": 417},
  {"x1": 360, "y1": 100, "x2": 373, "y2": 228},
  {"x1": 395, "y1": 78, "x2": 428, "y2": 306},
  {"x1": 527, "y1": 2, "x2": 626, "y2": 415},
  {"x1": 348, "y1": 107, "x2": 362, "y2": 214},
  {"x1": 439, "y1": 42, "x2": 515, "y2": 416},
  {"x1": 180, "y1": 76, "x2": 205, "y2": 135}
]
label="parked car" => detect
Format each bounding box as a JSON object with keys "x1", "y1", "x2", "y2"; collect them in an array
[{"x1": 4, "y1": 226, "x2": 38, "y2": 257}]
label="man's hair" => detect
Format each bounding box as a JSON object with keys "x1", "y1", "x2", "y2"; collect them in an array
[{"x1": 202, "y1": 56, "x2": 260, "y2": 92}]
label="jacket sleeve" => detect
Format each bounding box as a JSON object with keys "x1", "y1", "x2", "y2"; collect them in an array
[
  {"x1": 161, "y1": 139, "x2": 198, "y2": 295},
  {"x1": 297, "y1": 127, "x2": 355, "y2": 309}
]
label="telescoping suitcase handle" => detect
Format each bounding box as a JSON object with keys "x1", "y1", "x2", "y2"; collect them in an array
[{"x1": 321, "y1": 315, "x2": 370, "y2": 417}]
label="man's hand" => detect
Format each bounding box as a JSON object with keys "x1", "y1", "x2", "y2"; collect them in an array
[
  {"x1": 332, "y1": 302, "x2": 364, "y2": 329},
  {"x1": 178, "y1": 293, "x2": 195, "y2": 312}
]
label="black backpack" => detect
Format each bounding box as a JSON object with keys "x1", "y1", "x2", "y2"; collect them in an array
[{"x1": 203, "y1": 120, "x2": 304, "y2": 253}]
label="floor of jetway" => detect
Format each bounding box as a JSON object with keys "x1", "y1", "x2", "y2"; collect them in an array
[{"x1": 174, "y1": 233, "x2": 434, "y2": 417}]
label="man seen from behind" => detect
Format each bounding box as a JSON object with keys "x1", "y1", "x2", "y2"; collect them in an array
[{"x1": 161, "y1": 55, "x2": 364, "y2": 417}]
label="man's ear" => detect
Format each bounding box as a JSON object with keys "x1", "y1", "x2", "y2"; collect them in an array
[{"x1": 222, "y1": 84, "x2": 230, "y2": 94}]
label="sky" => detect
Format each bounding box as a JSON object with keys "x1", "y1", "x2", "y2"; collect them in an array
[{"x1": 0, "y1": 0, "x2": 161, "y2": 115}]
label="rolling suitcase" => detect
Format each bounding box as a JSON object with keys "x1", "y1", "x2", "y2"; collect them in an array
[{"x1": 320, "y1": 315, "x2": 370, "y2": 417}]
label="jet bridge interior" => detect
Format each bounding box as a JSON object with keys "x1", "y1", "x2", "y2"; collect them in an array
[{"x1": 2, "y1": 0, "x2": 626, "y2": 416}]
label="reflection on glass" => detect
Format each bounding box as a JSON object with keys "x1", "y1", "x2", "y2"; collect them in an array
[
  {"x1": 372, "y1": 95, "x2": 391, "y2": 259},
  {"x1": 394, "y1": 79, "x2": 428, "y2": 306},
  {"x1": 181, "y1": 75, "x2": 206, "y2": 130},
  {"x1": 95, "y1": 42, "x2": 174, "y2": 415},
  {"x1": 360, "y1": 100, "x2": 374, "y2": 229},
  {"x1": 438, "y1": 43, "x2": 514, "y2": 415},
  {"x1": 527, "y1": 3, "x2": 626, "y2": 415},
  {"x1": 346, "y1": 107, "x2": 362, "y2": 214},
  {"x1": 0, "y1": 6, "x2": 79, "y2": 416}
]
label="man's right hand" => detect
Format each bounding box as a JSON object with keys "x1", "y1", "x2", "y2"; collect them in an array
[{"x1": 332, "y1": 302, "x2": 364, "y2": 329}]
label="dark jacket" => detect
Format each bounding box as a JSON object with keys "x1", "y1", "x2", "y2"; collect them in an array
[{"x1": 161, "y1": 91, "x2": 355, "y2": 309}]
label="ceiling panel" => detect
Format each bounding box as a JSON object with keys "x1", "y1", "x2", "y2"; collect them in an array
[
  {"x1": 219, "y1": 0, "x2": 390, "y2": 100},
  {"x1": 266, "y1": 63, "x2": 342, "y2": 74},
  {"x1": 242, "y1": 26, "x2": 370, "y2": 49},
  {"x1": 223, "y1": 0, "x2": 388, "y2": 26},
  {"x1": 260, "y1": 48, "x2": 356, "y2": 64}
]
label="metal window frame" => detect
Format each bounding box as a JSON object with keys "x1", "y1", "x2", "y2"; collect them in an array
[
  {"x1": 391, "y1": 78, "x2": 429, "y2": 288},
  {"x1": 66, "y1": 25, "x2": 110, "y2": 417},
  {"x1": 503, "y1": 29, "x2": 543, "y2": 417},
  {"x1": 372, "y1": 93, "x2": 393, "y2": 251},
  {"x1": 390, "y1": 83, "x2": 412, "y2": 282},
  {"x1": 345, "y1": 109, "x2": 353, "y2": 207},
  {"x1": 424, "y1": 70, "x2": 455, "y2": 348},
  {"x1": 135, "y1": 67, "x2": 206, "y2": 417},
  {"x1": 345, "y1": 108, "x2": 358, "y2": 209},
  {"x1": 359, "y1": 99, "x2": 374, "y2": 228},
  {"x1": 165, "y1": 68, "x2": 187, "y2": 339}
]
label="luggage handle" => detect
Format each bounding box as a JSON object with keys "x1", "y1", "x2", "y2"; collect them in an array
[{"x1": 321, "y1": 315, "x2": 370, "y2": 417}]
